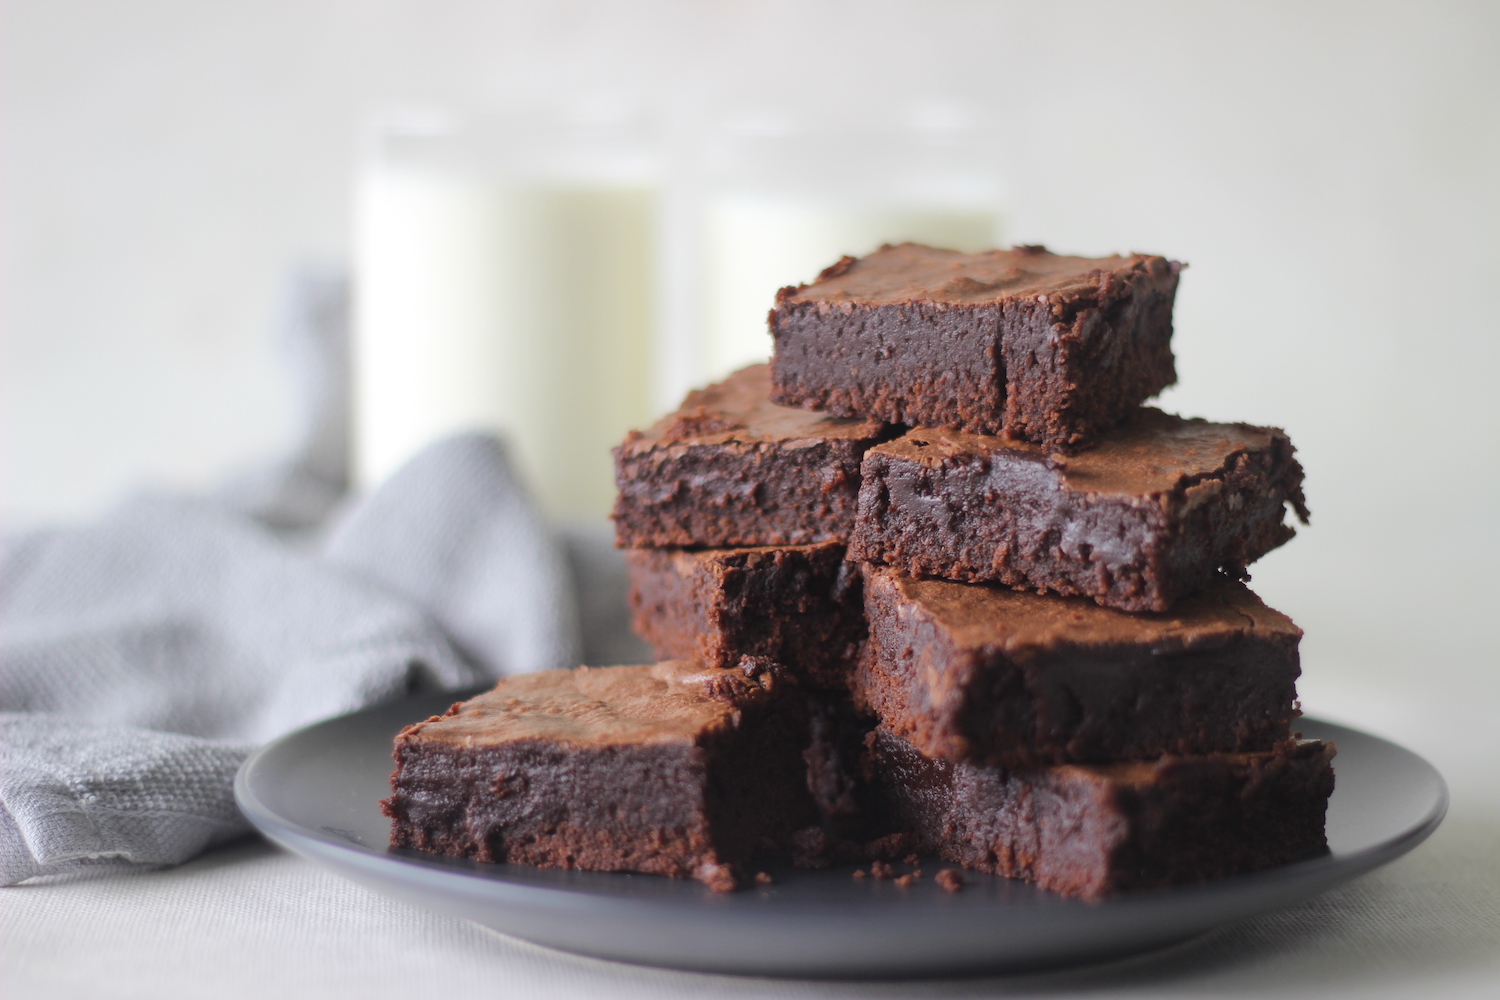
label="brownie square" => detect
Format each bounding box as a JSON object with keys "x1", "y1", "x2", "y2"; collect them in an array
[
  {"x1": 770, "y1": 243, "x2": 1181, "y2": 452},
  {"x1": 854, "y1": 566, "x2": 1302, "y2": 765},
  {"x1": 626, "y1": 543, "x2": 866, "y2": 690},
  {"x1": 849, "y1": 408, "x2": 1309, "y2": 612},
  {"x1": 612, "y1": 364, "x2": 890, "y2": 549},
  {"x1": 868, "y1": 728, "x2": 1335, "y2": 899},
  {"x1": 381, "y1": 659, "x2": 816, "y2": 891}
]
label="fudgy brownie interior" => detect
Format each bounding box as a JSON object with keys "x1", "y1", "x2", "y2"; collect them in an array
[
  {"x1": 850, "y1": 407, "x2": 1308, "y2": 611},
  {"x1": 627, "y1": 542, "x2": 866, "y2": 690},
  {"x1": 855, "y1": 566, "x2": 1303, "y2": 765},
  {"x1": 612, "y1": 364, "x2": 891, "y2": 549},
  {"x1": 383, "y1": 658, "x2": 816, "y2": 891},
  {"x1": 771, "y1": 243, "x2": 1181, "y2": 451},
  {"x1": 868, "y1": 727, "x2": 1335, "y2": 899}
]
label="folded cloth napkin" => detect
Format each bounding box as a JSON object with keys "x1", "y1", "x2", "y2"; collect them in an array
[{"x1": 0, "y1": 270, "x2": 584, "y2": 885}]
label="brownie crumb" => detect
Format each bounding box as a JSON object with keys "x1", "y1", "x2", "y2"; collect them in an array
[
  {"x1": 754, "y1": 871, "x2": 774, "y2": 886},
  {"x1": 695, "y1": 862, "x2": 738, "y2": 894},
  {"x1": 853, "y1": 869, "x2": 868, "y2": 879},
  {"x1": 903, "y1": 854, "x2": 921, "y2": 866},
  {"x1": 894, "y1": 871, "x2": 922, "y2": 887},
  {"x1": 870, "y1": 860, "x2": 895, "y2": 880},
  {"x1": 936, "y1": 868, "x2": 965, "y2": 893}
]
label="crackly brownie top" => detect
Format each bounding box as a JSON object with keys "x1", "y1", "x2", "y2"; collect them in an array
[
  {"x1": 865, "y1": 566, "x2": 1301, "y2": 652},
  {"x1": 873, "y1": 408, "x2": 1295, "y2": 497},
  {"x1": 399, "y1": 659, "x2": 784, "y2": 750},
  {"x1": 620, "y1": 364, "x2": 884, "y2": 451},
  {"x1": 778, "y1": 242, "x2": 1179, "y2": 308}
]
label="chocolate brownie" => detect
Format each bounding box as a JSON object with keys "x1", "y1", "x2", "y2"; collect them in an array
[
  {"x1": 626, "y1": 543, "x2": 865, "y2": 690},
  {"x1": 850, "y1": 408, "x2": 1309, "y2": 612},
  {"x1": 869, "y1": 727, "x2": 1335, "y2": 899},
  {"x1": 855, "y1": 566, "x2": 1302, "y2": 765},
  {"x1": 612, "y1": 365, "x2": 889, "y2": 549},
  {"x1": 381, "y1": 659, "x2": 816, "y2": 891},
  {"x1": 770, "y1": 243, "x2": 1181, "y2": 452}
]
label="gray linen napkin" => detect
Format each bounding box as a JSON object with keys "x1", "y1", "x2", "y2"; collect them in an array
[{"x1": 0, "y1": 269, "x2": 589, "y2": 885}]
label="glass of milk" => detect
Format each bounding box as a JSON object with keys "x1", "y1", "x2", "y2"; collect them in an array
[
  {"x1": 352, "y1": 104, "x2": 658, "y2": 519},
  {"x1": 691, "y1": 105, "x2": 1005, "y2": 386}
]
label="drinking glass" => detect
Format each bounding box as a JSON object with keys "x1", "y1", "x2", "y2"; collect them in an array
[{"x1": 352, "y1": 104, "x2": 658, "y2": 518}]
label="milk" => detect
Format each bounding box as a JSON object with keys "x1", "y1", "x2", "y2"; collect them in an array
[
  {"x1": 353, "y1": 155, "x2": 654, "y2": 519},
  {"x1": 702, "y1": 198, "x2": 1003, "y2": 381}
]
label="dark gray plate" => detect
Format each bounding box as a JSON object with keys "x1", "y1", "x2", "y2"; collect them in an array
[{"x1": 234, "y1": 692, "x2": 1445, "y2": 978}]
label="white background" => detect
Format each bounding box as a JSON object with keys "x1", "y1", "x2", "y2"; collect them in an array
[{"x1": 4, "y1": 2, "x2": 1499, "y2": 996}]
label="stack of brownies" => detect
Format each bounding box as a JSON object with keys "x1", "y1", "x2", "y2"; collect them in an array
[{"x1": 384, "y1": 243, "x2": 1336, "y2": 899}]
